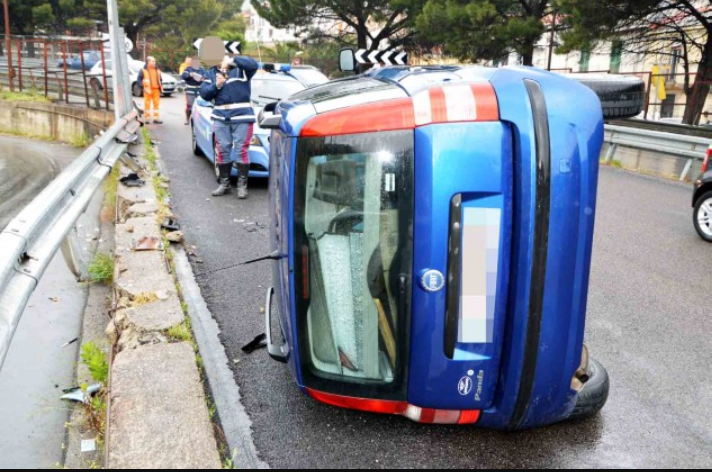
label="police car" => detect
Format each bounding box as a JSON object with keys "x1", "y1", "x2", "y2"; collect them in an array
[{"x1": 191, "y1": 63, "x2": 327, "y2": 179}]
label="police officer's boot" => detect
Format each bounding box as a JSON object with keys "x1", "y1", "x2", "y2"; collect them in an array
[
  {"x1": 212, "y1": 164, "x2": 232, "y2": 197},
  {"x1": 236, "y1": 163, "x2": 249, "y2": 200}
]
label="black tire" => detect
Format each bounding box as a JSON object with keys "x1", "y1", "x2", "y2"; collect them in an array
[
  {"x1": 132, "y1": 82, "x2": 143, "y2": 97},
  {"x1": 191, "y1": 124, "x2": 203, "y2": 157},
  {"x1": 569, "y1": 358, "x2": 610, "y2": 421},
  {"x1": 574, "y1": 76, "x2": 645, "y2": 120},
  {"x1": 693, "y1": 191, "x2": 712, "y2": 242}
]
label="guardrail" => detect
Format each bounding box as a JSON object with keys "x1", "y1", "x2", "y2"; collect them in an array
[
  {"x1": 603, "y1": 124, "x2": 711, "y2": 180},
  {"x1": 0, "y1": 3, "x2": 137, "y2": 370},
  {"x1": 0, "y1": 110, "x2": 141, "y2": 368}
]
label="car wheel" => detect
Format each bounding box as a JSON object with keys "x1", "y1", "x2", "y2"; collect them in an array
[
  {"x1": 574, "y1": 76, "x2": 646, "y2": 120},
  {"x1": 132, "y1": 82, "x2": 143, "y2": 97},
  {"x1": 191, "y1": 124, "x2": 203, "y2": 157},
  {"x1": 568, "y1": 358, "x2": 610, "y2": 422},
  {"x1": 693, "y1": 191, "x2": 712, "y2": 242}
]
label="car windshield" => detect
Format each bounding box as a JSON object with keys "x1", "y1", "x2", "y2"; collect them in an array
[
  {"x1": 289, "y1": 68, "x2": 329, "y2": 87},
  {"x1": 251, "y1": 77, "x2": 306, "y2": 107}
]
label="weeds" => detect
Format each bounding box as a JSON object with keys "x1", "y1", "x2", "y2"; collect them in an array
[
  {"x1": 70, "y1": 132, "x2": 91, "y2": 148},
  {"x1": 166, "y1": 319, "x2": 193, "y2": 343},
  {"x1": 81, "y1": 342, "x2": 109, "y2": 384},
  {"x1": 0, "y1": 87, "x2": 50, "y2": 103},
  {"x1": 88, "y1": 253, "x2": 114, "y2": 285}
]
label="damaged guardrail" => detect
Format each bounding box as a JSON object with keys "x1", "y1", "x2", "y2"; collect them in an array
[
  {"x1": 0, "y1": 110, "x2": 141, "y2": 369},
  {"x1": 604, "y1": 124, "x2": 711, "y2": 181}
]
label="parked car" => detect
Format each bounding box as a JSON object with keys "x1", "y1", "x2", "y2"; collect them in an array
[
  {"x1": 190, "y1": 64, "x2": 320, "y2": 179},
  {"x1": 693, "y1": 149, "x2": 712, "y2": 242},
  {"x1": 57, "y1": 51, "x2": 102, "y2": 71},
  {"x1": 87, "y1": 59, "x2": 177, "y2": 97},
  {"x1": 287, "y1": 65, "x2": 329, "y2": 87}
]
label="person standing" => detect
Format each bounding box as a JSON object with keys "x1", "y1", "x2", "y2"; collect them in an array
[
  {"x1": 180, "y1": 57, "x2": 207, "y2": 125},
  {"x1": 200, "y1": 54, "x2": 259, "y2": 199},
  {"x1": 137, "y1": 57, "x2": 164, "y2": 124}
]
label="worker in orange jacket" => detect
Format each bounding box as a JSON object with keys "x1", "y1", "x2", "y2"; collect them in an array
[{"x1": 137, "y1": 57, "x2": 164, "y2": 124}]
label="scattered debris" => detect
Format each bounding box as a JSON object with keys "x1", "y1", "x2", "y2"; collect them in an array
[
  {"x1": 49, "y1": 297, "x2": 59, "y2": 303},
  {"x1": 60, "y1": 338, "x2": 79, "y2": 349},
  {"x1": 259, "y1": 307, "x2": 265, "y2": 315},
  {"x1": 155, "y1": 290, "x2": 171, "y2": 301},
  {"x1": 60, "y1": 384, "x2": 102, "y2": 403},
  {"x1": 133, "y1": 236, "x2": 164, "y2": 251},
  {"x1": 241, "y1": 334, "x2": 267, "y2": 354},
  {"x1": 166, "y1": 231, "x2": 184, "y2": 244},
  {"x1": 81, "y1": 439, "x2": 97, "y2": 453},
  {"x1": 119, "y1": 173, "x2": 146, "y2": 188},
  {"x1": 161, "y1": 218, "x2": 180, "y2": 232}
]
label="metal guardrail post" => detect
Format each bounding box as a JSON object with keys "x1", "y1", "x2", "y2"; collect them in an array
[
  {"x1": 43, "y1": 42, "x2": 48, "y2": 97},
  {"x1": 61, "y1": 228, "x2": 88, "y2": 281},
  {"x1": 16, "y1": 39, "x2": 22, "y2": 91},
  {"x1": 604, "y1": 144, "x2": 618, "y2": 163},
  {"x1": 79, "y1": 41, "x2": 90, "y2": 108},
  {"x1": 680, "y1": 159, "x2": 694, "y2": 181},
  {"x1": 62, "y1": 41, "x2": 69, "y2": 104}
]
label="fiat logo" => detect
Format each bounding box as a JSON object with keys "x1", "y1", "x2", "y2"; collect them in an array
[{"x1": 421, "y1": 270, "x2": 445, "y2": 292}]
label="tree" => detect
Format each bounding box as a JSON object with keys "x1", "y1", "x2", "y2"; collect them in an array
[
  {"x1": 417, "y1": 0, "x2": 553, "y2": 66},
  {"x1": 251, "y1": 0, "x2": 426, "y2": 51},
  {"x1": 558, "y1": 0, "x2": 712, "y2": 125}
]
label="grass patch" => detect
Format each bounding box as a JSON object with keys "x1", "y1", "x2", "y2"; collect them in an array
[
  {"x1": 132, "y1": 292, "x2": 159, "y2": 306},
  {"x1": 166, "y1": 319, "x2": 193, "y2": 343},
  {"x1": 104, "y1": 165, "x2": 120, "y2": 211},
  {"x1": 610, "y1": 159, "x2": 623, "y2": 169},
  {"x1": 0, "y1": 127, "x2": 54, "y2": 142},
  {"x1": 70, "y1": 132, "x2": 91, "y2": 148},
  {"x1": 0, "y1": 87, "x2": 50, "y2": 103},
  {"x1": 88, "y1": 253, "x2": 114, "y2": 285}
]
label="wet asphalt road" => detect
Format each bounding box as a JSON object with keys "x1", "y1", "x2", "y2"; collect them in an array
[
  {"x1": 152, "y1": 97, "x2": 711, "y2": 468},
  {"x1": 0, "y1": 137, "x2": 78, "y2": 231},
  {"x1": 0, "y1": 136, "x2": 87, "y2": 468}
]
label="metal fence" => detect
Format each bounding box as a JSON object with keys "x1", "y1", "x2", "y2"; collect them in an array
[
  {"x1": 0, "y1": 34, "x2": 129, "y2": 111},
  {"x1": 0, "y1": 2, "x2": 140, "y2": 370}
]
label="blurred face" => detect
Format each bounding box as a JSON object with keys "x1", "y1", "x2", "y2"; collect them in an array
[{"x1": 148, "y1": 58, "x2": 156, "y2": 68}]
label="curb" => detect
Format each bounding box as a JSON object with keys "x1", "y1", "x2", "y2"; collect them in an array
[{"x1": 105, "y1": 133, "x2": 221, "y2": 469}]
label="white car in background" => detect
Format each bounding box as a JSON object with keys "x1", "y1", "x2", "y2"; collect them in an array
[{"x1": 87, "y1": 58, "x2": 177, "y2": 97}]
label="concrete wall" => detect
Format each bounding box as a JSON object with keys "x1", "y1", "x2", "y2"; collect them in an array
[
  {"x1": 0, "y1": 101, "x2": 114, "y2": 144},
  {"x1": 603, "y1": 143, "x2": 703, "y2": 181}
]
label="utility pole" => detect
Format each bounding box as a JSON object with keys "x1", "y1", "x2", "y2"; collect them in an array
[{"x1": 3, "y1": 0, "x2": 14, "y2": 91}]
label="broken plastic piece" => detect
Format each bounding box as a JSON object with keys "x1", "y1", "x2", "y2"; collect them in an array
[
  {"x1": 241, "y1": 334, "x2": 267, "y2": 354},
  {"x1": 60, "y1": 338, "x2": 79, "y2": 349},
  {"x1": 81, "y1": 439, "x2": 97, "y2": 453},
  {"x1": 161, "y1": 218, "x2": 181, "y2": 232},
  {"x1": 60, "y1": 384, "x2": 102, "y2": 403},
  {"x1": 119, "y1": 173, "x2": 146, "y2": 188}
]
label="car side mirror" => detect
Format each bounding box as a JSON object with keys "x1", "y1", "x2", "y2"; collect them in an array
[
  {"x1": 259, "y1": 102, "x2": 281, "y2": 129},
  {"x1": 340, "y1": 48, "x2": 357, "y2": 73}
]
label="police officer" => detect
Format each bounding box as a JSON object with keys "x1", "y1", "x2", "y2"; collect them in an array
[
  {"x1": 200, "y1": 54, "x2": 259, "y2": 199},
  {"x1": 180, "y1": 57, "x2": 207, "y2": 125}
]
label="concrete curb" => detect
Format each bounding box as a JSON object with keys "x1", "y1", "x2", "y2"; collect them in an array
[{"x1": 105, "y1": 138, "x2": 221, "y2": 469}]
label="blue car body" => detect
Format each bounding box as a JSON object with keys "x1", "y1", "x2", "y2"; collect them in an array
[
  {"x1": 57, "y1": 51, "x2": 102, "y2": 71},
  {"x1": 264, "y1": 65, "x2": 606, "y2": 429}
]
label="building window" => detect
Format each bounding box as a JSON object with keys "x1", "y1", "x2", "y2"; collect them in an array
[
  {"x1": 580, "y1": 48, "x2": 590, "y2": 72},
  {"x1": 610, "y1": 41, "x2": 623, "y2": 74}
]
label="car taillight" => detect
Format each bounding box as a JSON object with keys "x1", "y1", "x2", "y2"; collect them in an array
[
  {"x1": 703, "y1": 145, "x2": 712, "y2": 173},
  {"x1": 306, "y1": 389, "x2": 481, "y2": 425}
]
